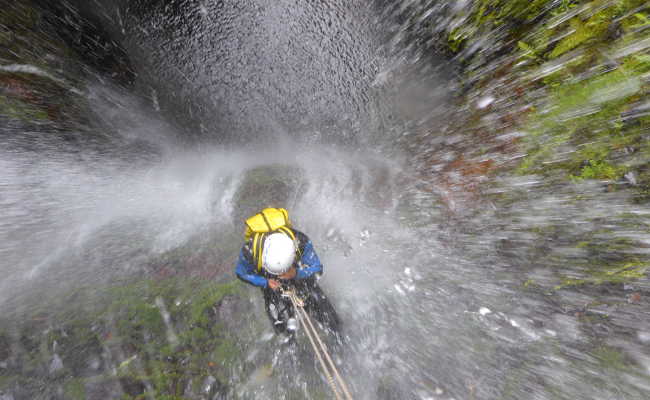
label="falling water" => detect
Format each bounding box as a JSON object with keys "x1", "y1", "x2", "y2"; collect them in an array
[{"x1": 1, "y1": 1, "x2": 649, "y2": 399}]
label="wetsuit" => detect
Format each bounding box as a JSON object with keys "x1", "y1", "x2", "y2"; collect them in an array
[{"x1": 235, "y1": 230, "x2": 339, "y2": 334}]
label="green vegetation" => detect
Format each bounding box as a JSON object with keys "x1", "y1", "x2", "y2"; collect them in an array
[
  {"x1": 555, "y1": 261, "x2": 649, "y2": 289},
  {"x1": 571, "y1": 160, "x2": 626, "y2": 181},
  {"x1": 0, "y1": 278, "x2": 248, "y2": 399},
  {"x1": 438, "y1": 0, "x2": 650, "y2": 296},
  {"x1": 63, "y1": 378, "x2": 87, "y2": 400},
  {"x1": 448, "y1": 0, "x2": 557, "y2": 56},
  {"x1": 0, "y1": 1, "x2": 90, "y2": 129},
  {"x1": 0, "y1": 94, "x2": 49, "y2": 122},
  {"x1": 445, "y1": 0, "x2": 649, "y2": 190},
  {"x1": 108, "y1": 279, "x2": 242, "y2": 398},
  {"x1": 516, "y1": 3, "x2": 648, "y2": 182},
  {"x1": 592, "y1": 346, "x2": 627, "y2": 369}
]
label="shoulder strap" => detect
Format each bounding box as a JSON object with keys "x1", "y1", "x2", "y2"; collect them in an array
[
  {"x1": 277, "y1": 226, "x2": 296, "y2": 242},
  {"x1": 252, "y1": 232, "x2": 267, "y2": 273}
]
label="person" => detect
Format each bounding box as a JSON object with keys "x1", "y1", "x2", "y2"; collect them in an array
[{"x1": 235, "y1": 208, "x2": 340, "y2": 336}]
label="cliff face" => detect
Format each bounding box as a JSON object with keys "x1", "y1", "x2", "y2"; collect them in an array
[
  {"x1": 395, "y1": 0, "x2": 650, "y2": 290},
  {"x1": 445, "y1": 0, "x2": 649, "y2": 191},
  {"x1": 386, "y1": 4, "x2": 650, "y2": 396},
  {"x1": 1, "y1": 1, "x2": 133, "y2": 127},
  {"x1": 0, "y1": 4, "x2": 240, "y2": 398}
]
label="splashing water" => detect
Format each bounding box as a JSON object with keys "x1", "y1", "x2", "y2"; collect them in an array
[{"x1": 1, "y1": 0, "x2": 650, "y2": 399}]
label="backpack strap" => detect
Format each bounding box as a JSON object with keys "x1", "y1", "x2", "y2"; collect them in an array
[
  {"x1": 252, "y1": 232, "x2": 267, "y2": 273},
  {"x1": 277, "y1": 226, "x2": 296, "y2": 242}
]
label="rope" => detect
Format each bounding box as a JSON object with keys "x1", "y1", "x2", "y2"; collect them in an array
[
  {"x1": 291, "y1": 295, "x2": 343, "y2": 400},
  {"x1": 282, "y1": 288, "x2": 353, "y2": 400}
]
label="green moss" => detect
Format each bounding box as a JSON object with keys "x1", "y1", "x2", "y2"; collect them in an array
[
  {"x1": 0, "y1": 94, "x2": 50, "y2": 122},
  {"x1": 546, "y1": 69, "x2": 636, "y2": 127},
  {"x1": 446, "y1": 0, "x2": 650, "y2": 189},
  {"x1": 446, "y1": 0, "x2": 561, "y2": 58},
  {"x1": 571, "y1": 160, "x2": 626, "y2": 181},
  {"x1": 64, "y1": 378, "x2": 86, "y2": 400},
  {"x1": 0, "y1": 2, "x2": 247, "y2": 393},
  {"x1": 518, "y1": 41, "x2": 540, "y2": 60},
  {"x1": 592, "y1": 346, "x2": 628, "y2": 370},
  {"x1": 518, "y1": 59, "x2": 645, "y2": 177},
  {"x1": 448, "y1": 29, "x2": 465, "y2": 52},
  {"x1": 212, "y1": 339, "x2": 237, "y2": 364},
  {"x1": 581, "y1": 237, "x2": 637, "y2": 253},
  {"x1": 473, "y1": 0, "x2": 556, "y2": 27},
  {"x1": 515, "y1": 131, "x2": 572, "y2": 175},
  {"x1": 148, "y1": 359, "x2": 184, "y2": 397},
  {"x1": 99, "y1": 278, "x2": 246, "y2": 397},
  {"x1": 548, "y1": 1, "x2": 621, "y2": 59},
  {"x1": 189, "y1": 281, "x2": 240, "y2": 325},
  {"x1": 554, "y1": 277, "x2": 586, "y2": 290},
  {"x1": 600, "y1": 261, "x2": 648, "y2": 280},
  {"x1": 555, "y1": 260, "x2": 649, "y2": 289}
]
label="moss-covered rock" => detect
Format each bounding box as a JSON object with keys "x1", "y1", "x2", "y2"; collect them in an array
[
  {"x1": 410, "y1": 0, "x2": 650, "y2": 295},
  {"x1": 232, "y1": 164, "x2": 306, "y2": 224},
  {"x1": 0, "y1": 277, "x2": 253, "y2": 399},
  {"x1": 63, "y1": 378, "x2": 86, "y2": 400}
]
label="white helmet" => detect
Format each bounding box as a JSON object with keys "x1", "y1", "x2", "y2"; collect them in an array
[{"x1": 262, "y1": 233, "x2": 296, "y2": 275}]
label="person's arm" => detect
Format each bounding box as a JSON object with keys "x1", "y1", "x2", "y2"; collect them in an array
[
  {"x1": 295, "y1": 240, "x2": 323, "y2": 279},
  {"x1": 235, "y1": 247, "x2": 268, "y2": 288}
]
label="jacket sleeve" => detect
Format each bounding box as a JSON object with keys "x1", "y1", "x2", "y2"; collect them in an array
[
  {"x1": 296, "y1": 240, "x2": 323, "y2": 279},
  {"x1": 235, "y1": 247, "x2": 268, "y2": 288}
]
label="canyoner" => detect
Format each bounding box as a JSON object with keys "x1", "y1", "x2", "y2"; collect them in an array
[
  {"x1": 234, "y1": 207, "x2": 351, "y2": 398},
  {"x1": 234, "y1": 208, "x2": 341, "y2": 338}
]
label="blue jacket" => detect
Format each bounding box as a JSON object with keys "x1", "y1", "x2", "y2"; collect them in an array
[{"x1": 235, "y1": 230, "x2": 323, "y2": 288}]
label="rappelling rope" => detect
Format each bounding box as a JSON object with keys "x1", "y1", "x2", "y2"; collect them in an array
[
  {"x1": 287, "y1": 292, "x2": 342, "y2": 400},
  {"x1": 281, "y1": 288, "x2": 353, "y2": 400}
]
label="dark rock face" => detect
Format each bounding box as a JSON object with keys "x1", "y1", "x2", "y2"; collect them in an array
[
  {"x1": 0, "y1": 333, "x2": 10, "y2": 362},
  {"x1": 0, "y1": 0, "x2": 135, "y2": 149},
  {"x1": 83, "y1": 377, "x2": 124, "y2": 400}
]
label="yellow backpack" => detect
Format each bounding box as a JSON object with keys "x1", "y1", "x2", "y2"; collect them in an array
[{"x1": 245, "y1": 208, "x2": 297, "y2": 272}]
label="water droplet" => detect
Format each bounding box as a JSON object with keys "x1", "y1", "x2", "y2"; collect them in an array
[
  {"x1": 477, "y1": 96, "x2": 494, "y2": 109},
  {"x1": 479, "y1": 307, "x2": 491, "y2": 316}
]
